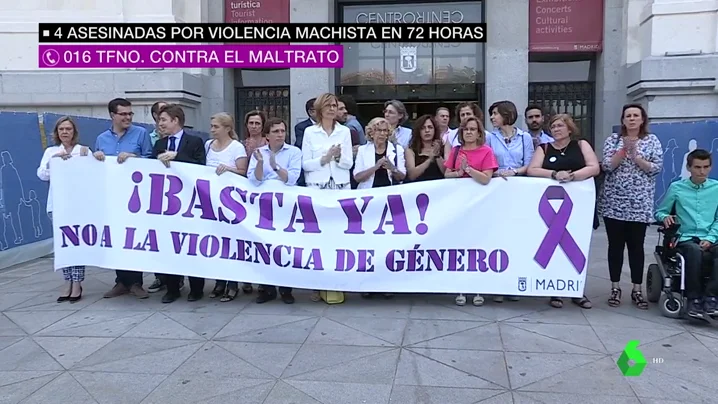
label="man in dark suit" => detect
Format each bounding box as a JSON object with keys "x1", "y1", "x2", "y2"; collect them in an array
[
  {"x1": 152, "y1": 104, "x2": 207, "y2": 303},
  {"x1": 293, "y1": 98, "x2": 316, "y2": 149}
]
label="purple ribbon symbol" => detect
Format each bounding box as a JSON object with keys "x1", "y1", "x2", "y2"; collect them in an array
[{"x1": 534, "y1": 186, "x2": 586, "y2": 274}]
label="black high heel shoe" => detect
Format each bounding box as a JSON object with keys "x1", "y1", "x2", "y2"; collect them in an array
[
  {"x1": 69, "y1": 287, "x2": 82, "y2": 303},
  {"x1": 56, "y1": 295, "x2": 70, "y2": 303}
]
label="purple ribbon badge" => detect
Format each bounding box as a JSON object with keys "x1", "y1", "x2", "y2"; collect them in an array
[{"x1": 534, "y1": 186, "x2": 587, "y2": 274}]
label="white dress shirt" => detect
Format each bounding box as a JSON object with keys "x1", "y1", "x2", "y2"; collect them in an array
[
  {"x1": 353, "y1": 141, "x2": 406, "y2": 189},
  {"x1": 394, "y1": 126, "x2": 413, "y2": 149},
  {"x1": 300, "y1": 122, "x2": 354, "y2": 186},
  {"x1": 247, "y1": 143, "x2": 303, "y2": 186},
  {"x1": 37, "y1": 144, "x2": 88, "y2": 213}
]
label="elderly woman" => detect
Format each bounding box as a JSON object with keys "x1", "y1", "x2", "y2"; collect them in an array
[
  {"x1": 37, "y1": 116, "x2": 90, "y2": 303},
  {"x1": 405, "y1": 115, "x2": 445, "y2": 182},
  {"x1": 383, "y1": 99, "x2": 413, "y2": 149},
  {"x1": 354, "y1": 117, "x2": 406, "y2": 298},
  {"x1": 301, "y1": 93, "x2": 354, "y2": 304},
  {"x1": 598, "y1": 104, "x2": 663, "y2": 310},
  {"x1": 444, "y1": 116, "x2": 499, "y2": 307},
  {"x1": 527, "y1": 114, "x2": 600, "y2": 309}
]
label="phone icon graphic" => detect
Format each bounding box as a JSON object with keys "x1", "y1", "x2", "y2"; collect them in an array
[{"x1": 42, "y1": 49, "x2": 60, "y2": 67}]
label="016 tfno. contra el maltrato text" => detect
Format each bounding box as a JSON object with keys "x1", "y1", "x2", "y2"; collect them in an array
[{"x1": 82, "y1": 48, "x2": 341, "y2": 66}]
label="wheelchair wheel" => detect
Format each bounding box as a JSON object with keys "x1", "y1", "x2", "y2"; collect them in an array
[
  {"x1": 646, "y1": 264, "x2": 662, "y2": 303},
  {"x1": 659, "y1": 292, "x2": 684, "y2": 319}
]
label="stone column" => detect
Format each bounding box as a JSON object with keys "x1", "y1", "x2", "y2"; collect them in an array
[
  {"x1": 484, "y1": 0, "x2": 529, "y2": 130},
  {"x1": 289, "y1": 0, "x2": 334, "y2": 145}
]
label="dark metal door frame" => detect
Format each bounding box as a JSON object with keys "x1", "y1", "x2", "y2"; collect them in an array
[
  {"x1": 235, "y1": 87, "x2": 291, "y2": 140},
  {"x1": 528, "y1": 82, "x2": 596, "y2": 146}
]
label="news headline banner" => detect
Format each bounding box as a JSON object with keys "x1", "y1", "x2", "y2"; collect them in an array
[
  {"x1": 38, "y1": 23, "x2": 487, "y2": 43},
  {"x1": 38, "y1": 45, "x2": 342, "y2": 69},
  {"x1": 50, "y1": 157, "x2": 594, "y2": 297}
]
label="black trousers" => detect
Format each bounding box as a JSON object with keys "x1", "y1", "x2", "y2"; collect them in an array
[
  {"x1": 260, "y1": 284, "x2": 292, "y2": 295},
  {"x1": 166, "y1": 275, "x2": 204, "y2": 294},
  {"x1": 214, "y1": 280, "x2": 239, "y2": 290},
  {"x1": 677, "y1": 241, "x2": 718, "y2": 299},
  {"x1": 115, "y1": 270, "x2": 143, "y2": 288},
  {"x1": 604, "y1": 217, "x2": 648, "y2": 284}
]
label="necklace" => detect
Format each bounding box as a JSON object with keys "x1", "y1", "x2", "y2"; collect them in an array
[{"x1": 554, "y1": 142, "x2": 569, "y2": 156}]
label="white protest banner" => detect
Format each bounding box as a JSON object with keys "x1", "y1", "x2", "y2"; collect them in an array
[{"x1": 50, "y1": 156, "x2": 596, "y2": 297}]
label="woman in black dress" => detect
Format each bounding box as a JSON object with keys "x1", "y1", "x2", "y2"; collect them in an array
[
  {"x1": 527, "y1": 114, "x2": 601, "y2": 309},
  {"x1": 404, "y1": 114, "x2": 446, "y2": 182}
]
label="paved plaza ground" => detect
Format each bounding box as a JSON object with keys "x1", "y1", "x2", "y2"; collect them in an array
[{"x1": 1, "y1": 228, "x2": 717, "y2": 403}]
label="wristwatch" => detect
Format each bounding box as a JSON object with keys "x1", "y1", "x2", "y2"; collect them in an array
[
  {"x1": 511, "y1": 168, "x2": 518, "y2": 175},
  {"x1": 273, "y1": 166, "x2": 280, "y2": 172},
  {"x1": 551, "y1": 170, "x2": 557, "y2": 179}
]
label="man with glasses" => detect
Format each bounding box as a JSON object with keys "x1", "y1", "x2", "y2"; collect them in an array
[{"x1": 93, "y1": 97, "x2": 153, "y2": 299}]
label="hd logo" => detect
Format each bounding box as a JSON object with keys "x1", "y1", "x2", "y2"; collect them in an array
[{"x1": 518, "y1": 277, "x2": 527, "y2": 292}]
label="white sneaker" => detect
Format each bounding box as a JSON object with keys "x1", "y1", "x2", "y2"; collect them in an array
[
  {"x1": 473, "y1": 294, "x2": 485, "y2": 306},
  {"x1": 455, "y1": 294, "x2": 466, "y2": 306}
]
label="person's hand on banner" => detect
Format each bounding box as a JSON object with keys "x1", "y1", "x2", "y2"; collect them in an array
[
  {"x1": 216, "y1": 164, "x2": 230, "y2": 175},
  {"x1": 80, "y1": 146, "x2": 89, "y2": 156},
  {"x1": 117, "y1": 152, "x2": 136, "y2": 164},
  {"x1": 158, "y1": 151, "x2": 177, "y2": 168},
  {"x1": 53, "y1": 149, "x2": 71, "y2": 160},
  {"x1": 93, "y1": 151, "x2": 105, "y2": 162},
  {"x1": 555, "y1": 170, "x2": 572, "y2": 183}
]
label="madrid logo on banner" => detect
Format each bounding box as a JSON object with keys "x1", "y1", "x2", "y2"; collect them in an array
[{"x1": 49, "y1": 157, "x2": 596, "y2": 297}]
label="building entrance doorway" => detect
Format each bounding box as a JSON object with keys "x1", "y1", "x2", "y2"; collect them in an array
[{"x1": 338, "y1": 84, "x2": 485, "y2": 129}]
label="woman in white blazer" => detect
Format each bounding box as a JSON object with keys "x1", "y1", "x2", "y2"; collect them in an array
[
  {"x1": 353, "y1": 117, "x2": 406, "y2": 189},
  {"x1": 36, "y1": 116, "x2": 90, "y2": 303}
]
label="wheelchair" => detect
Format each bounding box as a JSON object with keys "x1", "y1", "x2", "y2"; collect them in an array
[{"x1": 646, "y1": 223, "x2": 714, "y2": 319}]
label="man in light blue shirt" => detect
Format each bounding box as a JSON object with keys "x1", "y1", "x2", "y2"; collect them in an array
[
  {"x1": 525, "y1": 105, "x2": 554, "y2": 149},
  {"x1": 93, "y1": 98, "x2": 152, "y2": 299},
  {"x1": 656, "y1": 149, "x2": 718, "y2": 318},
  {"x1": 247, "y1": 117, "x2": 302, "y2": 304}
]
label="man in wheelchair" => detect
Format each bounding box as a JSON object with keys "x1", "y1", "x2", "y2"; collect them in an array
[{"x1": 655, "y1": 149, "x2": 718, "y2": 318}]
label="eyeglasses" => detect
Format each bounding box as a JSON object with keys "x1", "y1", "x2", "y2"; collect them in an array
[{"x1": 114, "y1": 112, "x2": 134, "y2": 117}]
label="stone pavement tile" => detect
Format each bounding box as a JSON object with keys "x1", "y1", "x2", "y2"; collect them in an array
[
  {"x1": 680, "y1": 321, "x2": 718, "y2": 338},
  {"x1": 406, "y1": 347, "x2": 510, "y2": 388},
  {"x1": 82, "y1": 294, "x2": 163, "y2": 312},
  {"x1": 241, "y1": 301, "x2": 328, "y2": 317},
  {"x1": 402, "y1": 319, "x2": 488, "y2": 346},
  {"x1": 512, "y1": 391, "x2": 641, "y2": 404},
  {"x1": 409, "y1": 302, "x2": 489, "y2": 321},
  {"x1": 122, "y1": 312, "x2": 205, "y2": 340},
  {"x1": 451, "y1": 299, "x2": 545, "y2": 321},
  {"x1": 516, "y1": 357, "x2": 636, "y2": 396},
  {"x1": 0, "y1": 336, "x2": 24, "y2": 351},
  {"x1": 0, "y1": 292, "x2": 40, "y2": 311},
  {"x1": 22, "y1": 372, "x2": 98, "y2": 404},
  {"x1": 636, "y1": 400, "x2": 686, "y2": 404},
  {"x1": 394, "y1": 348, "x2": 504, "y2": 389},
  {"x1": 600, "y1": 299, "x2": 691, "y2": 330},
  {"x1": 284, "y1": 380, "x2": 392, "y2": 404},
  {"x1": 504, "y1": 306, "x2": 591, "y2": 325},
  {"x1": 263, "y1": 381, "x2": 321, "y2": 404},
  {"x1": 323, "y1": 298, "x2": 411, "y2": 319},
  {"x1": 0, "y1": 338, "x2": 63, "y2": 371},
  {"x1": 33, "y1": 336, "x2": 114, "y2": 369},
  {"x1": 139, "y1": 374, "x2": 273, "y2": 403},
  {"x1": 407, "y1": 322, "x2": 502, "y2": 351},
  {"x1": 6, "y1": 288, "x2": 103, "y2": 312},
  {"x1": 326, "y1": 316, "x2": 407, "y2": 345},
  {"x1": 502, "y1": 322, "x2": 607, "y2": 354},
  {"x1": 72, "y1": 338, "x2": 203, "y2": 374},
  {"x1": 500, "y1": 323, "x2": 603, "y2": 354},
  {"x1": 213, "y1": 314, "x2": 315, "y2": 341},
  {"x1": 214, "y1": 341, "x2": 301, "y2": 377},
  {"x1": 35, "y1": 311, "x2": 152, "y2": 337},
  {"x1": 388, "y1": 385, "x2": 505, "y2": 404},
  {"x1": 215, "y1": 317, "x2": 319, "y2": 344},
  {"x1": 0, "y1": 313, "x2": 26, "y2": 336},
  {"x1": 626, "y1": 364, "x2": 717, "y2": 402},
  {"x1": 633, "y1": 332, "x2": 718, "y2": 363},
  {"x1": 583, "y1": 308, "x2": 684, "y2": 331},
  {"x1": 158, "y1": 296, "x2": 252, "y2": 313},
  {"x1": 304, "y1": 317, "x2": 396, "y2": 347},
  {"x1": 476, "y1": 391, "x2": 515, "y2": 403},
  {"x1": 504, "y1": 351, "x2": 605, "y2": 389},
  {"x1": 163, "y1": 311, "x2": 235, "y2": 339},
  {"x1": 286, "y1": 348, "x2": 399, "y2": 384},
  {"x1": 281, "y1": 345, "x2": 392, "y2": 378},
  {"x1": 592, "y1": 327, "x2": 685, "y2": 354},
  {"x1": 691, "y1": 332, "x2": 718, "y2": 358},
  {"x1": 172, "y1": 341, "x2": 275, "y2": 380},
  {"x1": 0, "y1": 371, "x2": 60, "y2": 404},
  {"x1": 71, "y1": 371, "x2": 167, "y2": 404},
  {"x1": 0, "y1": 275, "x2": 63, "y2": 294},
  {"x1": 4, "y1": 310, "x2": 76, "y2": 334}
]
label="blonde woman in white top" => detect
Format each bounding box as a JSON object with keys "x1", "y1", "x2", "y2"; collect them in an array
[
  {"x1": 36, "y1": 116, "x2": 90, "y2": 303},
  {"x1": 301, "y1": 93, "x2": 353, "y2": 304},
  {"x1": 205, "y1": 112, "x2": 249, "y2": 301}
]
